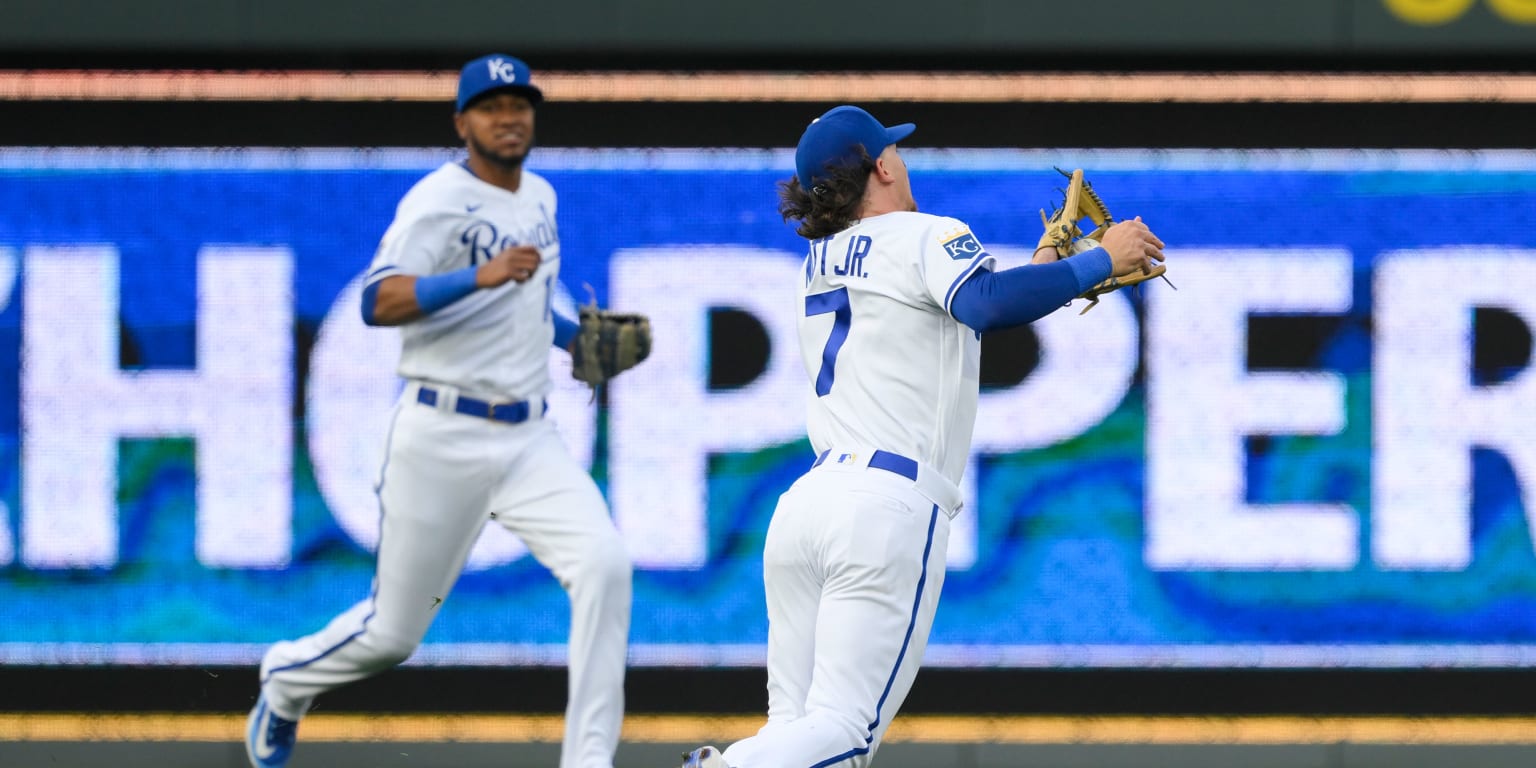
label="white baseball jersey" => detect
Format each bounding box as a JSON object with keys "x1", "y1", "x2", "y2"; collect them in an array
[
  {"x1": 365, "y1": 161, "x2": 562, "y2": 400},
  {"x1": 797, "y1": 211, "x2": 996, "y2": 485}
]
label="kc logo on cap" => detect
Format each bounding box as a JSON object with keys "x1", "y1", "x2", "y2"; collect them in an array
[
  {"x1": 485, "y1": 57, "x2": 522, "y2": 85},
  {"x1": 457, "y1": 53, "x2": 544, "y2": 112}
]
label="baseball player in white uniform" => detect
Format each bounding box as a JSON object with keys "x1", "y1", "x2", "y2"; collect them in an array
[
  {"x1": 246, "y1": 54, "x2": 633, "y2": 768},
  {"x1": 681, "y1": 106, "x2": 1163, "y2": 768}
]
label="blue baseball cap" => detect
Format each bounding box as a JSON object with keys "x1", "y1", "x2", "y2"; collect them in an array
[
  {"x1": 456, "y1": 53, "x2": 544, "y2": 112},
  {"x1": 794, "y1": 105, "x2": 916, "y2": 187}
]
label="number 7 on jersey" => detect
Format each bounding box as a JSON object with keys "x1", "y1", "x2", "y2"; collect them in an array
[{"x1": 804, "y1": 287, "x2": 850, "y2": 397}]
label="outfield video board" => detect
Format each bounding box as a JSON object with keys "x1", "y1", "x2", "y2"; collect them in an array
[{"x1": 0, "y1": 147, "x2": 1533, "y2": 667}]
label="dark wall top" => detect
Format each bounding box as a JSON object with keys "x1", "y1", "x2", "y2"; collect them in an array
[{"x1": 1, "y1": 0, "x2": 1533, "y2": 65}]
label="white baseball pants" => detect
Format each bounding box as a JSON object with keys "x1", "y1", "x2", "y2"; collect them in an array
[
  {"x1": 259, "y1": 388, "x2": 632, "y2": 768},
  {"x1": 723, "y1": 455, "x2": 955, "y2": 768}
]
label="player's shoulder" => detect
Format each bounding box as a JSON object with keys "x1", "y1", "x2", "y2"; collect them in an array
[
  {"x1": 865, "y1": 211, "x2": 976, "y2": 247},
  {"x1": 875, "y1": 212, "x2": 992, "y2": 265},
  {"x1": 514, "y1": 169, "x2": 558, "y2": 210},
  {"x1": 396, "y1": 162, "x2": 480, "y2": 217},
  {"x1": 518, "y1": 168, "x2": 556, "y2": 198},
  {"x1": 865, "y1": 211, "x2": 966, "y2": 234}
]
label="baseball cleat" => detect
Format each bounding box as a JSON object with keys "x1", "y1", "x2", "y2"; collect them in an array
[
  {"x1": 245, "y1": 692, "x2": 299, "y2": 768},
  {"x1": 680, "y1": 744, "x2": 728, "y2": 768}
]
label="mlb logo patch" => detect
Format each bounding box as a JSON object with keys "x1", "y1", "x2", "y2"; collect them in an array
[{"x1": 941, "y1": 231, "x2": 985, "y2": 260}]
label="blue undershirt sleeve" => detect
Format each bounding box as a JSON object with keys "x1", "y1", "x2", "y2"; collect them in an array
[
  {"x1": 1062, "y1": 247, "x2": 1115, "y2": 291},
  {"x1": 553, "y1": 312, "x2": 579, "y2": 350},
  {"x1": 950, "y1": 247, "x2": 1114, "y2": 332},
  {"x1": 360, "y1": 269, "x2": 480, "y2": 326},
  {"x1": 413, "y1": 267, "x2": 481, "y2": 315},
  {"x1": 359, "y1": 280, "x2": 383, "y2": 326}
]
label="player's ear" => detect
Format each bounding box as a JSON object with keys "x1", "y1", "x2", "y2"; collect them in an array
[
  {"x1": 872, "y1": 155, "x2": 897, "y2": 185},
  {"x1": 452, "y1": 112, "x2": 469, "y2": 142}
]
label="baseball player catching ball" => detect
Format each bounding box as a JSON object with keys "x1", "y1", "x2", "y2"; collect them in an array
[
  {"x1": 246, "y1": 54, "x2": 638, "y2": 768},
  {"x1": 680, "y1": 106, "x2": 1164, "y2": 768}
]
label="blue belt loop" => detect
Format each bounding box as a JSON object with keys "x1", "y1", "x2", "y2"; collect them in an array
[
  {"x1": 869, "y1": 450, "x2": 919, "y2": 481},
  {"x1": 417, "y1": 386, "x2": 541, "y2": 425},
  {"x1": 811, "y1": 448, "x2": 918, "y2": 481}
]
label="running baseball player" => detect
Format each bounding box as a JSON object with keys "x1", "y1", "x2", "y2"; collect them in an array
[
  {"x1": 680, "y1": 106, "x2": 1164, "y2": 768},
  {"x1": 246, "y1": 54, "x2": 636, "y2": 768}
]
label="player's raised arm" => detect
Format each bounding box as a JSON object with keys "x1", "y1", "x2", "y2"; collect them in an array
[
  {"x1": 361, "y1": 245, "x2": 542, "y2": 326},
  {"x1": 949, "y1": 253, "x2": 1109, "y2": 331},
  {"x1": 951, "y1": 217, "x2": 1165, "y2": 332}
]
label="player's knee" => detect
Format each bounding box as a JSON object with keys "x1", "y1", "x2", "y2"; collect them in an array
[
  {"x1": 596, "y1": 534, "x2": 633, "y2": 585},
  {"x1": 572, "y1": 531, "x2": 632, "y2": 590},
  {"x1": 807, "y1": 704, "x2": 878, "y2": 744},
  {"x1": 366, "y1": 633, "x2": 420, "y2": 667}
]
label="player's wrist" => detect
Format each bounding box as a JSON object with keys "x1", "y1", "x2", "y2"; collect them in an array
[
  {"x1": 1031, "y1": 245, "x2": 1061, "y2": 263},
  {"x1": 414, "y1": 267, "x2": 481, "y2": 314},
  {"x1": 553, "y1": 312, "x2": 580, "y2": 350},
  {"x1": 1064, "y1": 246, "x2": 1113, "y2": 291}
]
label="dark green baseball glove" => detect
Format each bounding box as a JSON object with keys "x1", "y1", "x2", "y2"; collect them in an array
[{"x1": 570, "y1": 303, "x2": 652, "y2": 388}]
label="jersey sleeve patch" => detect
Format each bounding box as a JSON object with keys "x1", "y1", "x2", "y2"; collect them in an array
[{"x1": 939, "y1": 229, "x2": 987, "y2": 261}]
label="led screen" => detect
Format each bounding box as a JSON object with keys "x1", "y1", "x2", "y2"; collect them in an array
[{"x1": 0, "y1": 147, "x2": 1533, "y2": 667}]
